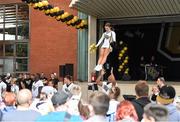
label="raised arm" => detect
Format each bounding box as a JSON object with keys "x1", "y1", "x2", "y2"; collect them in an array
[
  {"x1": 96, "y1": 33, "x2": 104, "y2": 47},
  {"x1": 96, "y1": 69, "x2": 105, "y2": 86}
]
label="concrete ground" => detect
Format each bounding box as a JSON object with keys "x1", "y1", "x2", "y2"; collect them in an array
[{"x1": 59, "y1": 81, "x2": 180, "y2": 102}]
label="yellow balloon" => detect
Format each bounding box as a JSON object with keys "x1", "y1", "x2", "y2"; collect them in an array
[
  {"x1": 55, "y1": 16, "x2": 61, "y2": 20},
  {"x1": 124, "y1": 47, "x2": 128, "y2": 51},
  {"x1": 118, "y1": 69, "x2": 121, "y2": 72},
  {"x1": 119, "y1": 53, "x2": 123, "y2": 57},
  {"x1": 54, "y1": 7, "x2": 60, "y2": 12},
  {"x1": 73, "y1": 16, "x2": 78, "y2": 21},
  {"x1": 125, "y1": 71, "x2": 128, "y2": 74},
  {"x1": 119, "y1": 65, "x2": 123, "y2": 69},
  {"x1": 124, "y1": 60, "x2": 128, "y2": 64},
  {"x1": 33, "y1": 3, "x2": 38, "y2": 8},
  {"x1": 38, "y1": 2, "x2": 43, "y2": 8},
  {"x1": 121, "y1": 50, "x2": 125, "y2": 54},
  {"x1": 42, "y1": 1, "x2": 49, "y2": 6},
  {"x1": 125, "y1": 56, "x2": 129, "y2": 60}
]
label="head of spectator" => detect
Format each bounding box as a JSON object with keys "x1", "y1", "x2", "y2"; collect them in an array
[
  {"x1": 10, "y1": 78, "x2": 17, "y2": 85},
  {"x1": 30, "y1": 74, "x2": 35, "y2": 81},
  {"x1": 108, "y1": 86, "x2": 120, "y2": 100},
  {"x1": 88, "y1": 92, "x2": 110, "y2": 117},
  {"x1": 48, "y1": 80, "x2": 55, "y2": 88},
  {"x1": 40, "y1": 86, "x2": 57, "y2": 100},
  {"x1": 35, "y1": 73, "x2": 41, "y2": 82},
  {"x1": 135, "y1": 80, "x2": 149, "y2": 98},
  {"x1": 142, "y1": 103, "x2": 168, "y2": 122},
  {"x1": 3, "y1": 92, "x2": 16, "y2": 106},
  {"x1": 78, "y1": 100, "x2": 90, "y2": 120},
  {"x1": 156, "y1": 85, "x2": 175, "y2": 105},
  {"x1": 116, "y1": 100, "x2": 138, "y2": 122},
  {"x1": 156, "y1": 77, "x2": 165, "y2": 89},
  {"x1": 16, "y1": 89, "x2": 32, "y2": 110},
  {"x1": 64, "y1": 75, "x2": 73, "y2": 85},
  {"x1": 51, "y1": 90, "x2": 69, "y2": 111}
]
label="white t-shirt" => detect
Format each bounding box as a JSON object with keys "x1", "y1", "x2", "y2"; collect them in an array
[
  {"x1": 96, "y1": 31, "x2": 116, "y2": 48},
  {"x1": 62, "y1": 83, "x2": 76, "y2": 94},
  {"x1": 0, "y1": 81, "x2": 7, "y2": 100},
  {"x1": 11, "y1": 84, "x2": 19, "y2": 94},
  {"x1": 32, "y1": 80, "x2": 44, "y2": 98},
  {"x1": 106, "y1": 99, "x2": 119, "y2": 122},
  {"x1": 101, "y1": 81, "x2": 117, "y2": 95}
]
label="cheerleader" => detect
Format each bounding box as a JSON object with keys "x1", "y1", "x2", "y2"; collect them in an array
[{"x1": 94, "y1": 23, "x2": 116, "y2": 71}]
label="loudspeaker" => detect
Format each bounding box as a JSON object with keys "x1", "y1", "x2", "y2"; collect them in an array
[
  {"x1": 59, "y1": 65, "x2": 65, "y2": 77},
  {"x1": 65, "y1": 64, "x2": 74, "y2": 77}
]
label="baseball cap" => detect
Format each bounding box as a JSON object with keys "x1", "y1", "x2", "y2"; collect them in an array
[
  {"x1": 157, "y1": 85, "x2": 176, "y2": 104},
  {"x1": 51, "y1": 90, "x2": 69, "y2": 106}
]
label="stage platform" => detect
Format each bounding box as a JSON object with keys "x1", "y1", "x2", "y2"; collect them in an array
[{"x1": 58, "y1": 81, "x2": 180, "y2": 101}]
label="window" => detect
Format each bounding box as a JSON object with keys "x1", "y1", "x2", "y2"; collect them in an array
[{"x1": 0, "y1": 4, "x2": 29, "y2": 74}]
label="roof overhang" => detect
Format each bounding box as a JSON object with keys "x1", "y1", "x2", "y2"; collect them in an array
[{"x1": 70, "y1": 0, "x2": 180, "y2": 19}]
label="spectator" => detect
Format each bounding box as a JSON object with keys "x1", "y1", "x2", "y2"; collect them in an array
[
  {"x1": 62, "y1": 75, "x2": 76, "y2": 95},
  {"x1": 32, "y1": 73, "x2": 44, "y2": 98},
  {"x1": 1, "y1": 92, "x2": 16, "y2": 114},
  {"x1": 142, "y1": 103, "x2": 168, "y2": 122},
  {"x1": 2, "y1": 89, "x2": 41, "y2": 121},
  {"x1": 156, "y1": 85, "x2": 180, "y2": 121},
  {"x1": 0, "y1": 77, "x2": 7, "y2": 100},
  {"x1": 36, "y1": 90, "x2": 83, "y2": 122},
  {"x1": 116, "y1": 100, "x2": 138, "y2": 122},
  {"x1": 106, "y1": 86, "x2": 120, "y2": 122},
  {"x1": 67, "y1": 85, "x2": 82, "y2": 115},
  {"x1": 30, "y1": 86, "x2": 55, "y2": 115},
  {"x1": 78, "y1": 100, "x2": 90, "y2": 120},
  {"x1": 10, "y1": 78, "x2": 19, "y2": 94},
  {"x1": 50, "y1": 73, "x2": 59, "y2": 89},
  {"x1": 85, "y1": 92, "x2": 110, "y2": 122},
  {"x1": 131, "y1": 80, "x2": 150, "y2": 121}
]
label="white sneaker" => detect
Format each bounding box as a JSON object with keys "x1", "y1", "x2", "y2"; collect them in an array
[
  {"x1": 94, "y1": 65, "x2": 99, "y2": 71},
  {"x1": 95, "y1": 64, "x2": 102, "y2": 71}
]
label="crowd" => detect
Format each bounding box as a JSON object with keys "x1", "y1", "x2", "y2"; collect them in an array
[{"x1": 0, "y1": 70, "x2": 179, "y2": 122}]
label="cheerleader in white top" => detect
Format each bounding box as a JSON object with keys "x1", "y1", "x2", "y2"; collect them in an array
[{"x1": 94, "y1": 23, "x2": 116, "y2": 71}]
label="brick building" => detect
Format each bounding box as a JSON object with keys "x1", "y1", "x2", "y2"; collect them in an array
[{"x1": 0, "y1": 0, "x2": 80, "y2": 80}]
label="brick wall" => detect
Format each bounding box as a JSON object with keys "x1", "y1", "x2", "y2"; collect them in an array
[{"x1": 29, "y1": 0, "x2": 78, "y2": 80}]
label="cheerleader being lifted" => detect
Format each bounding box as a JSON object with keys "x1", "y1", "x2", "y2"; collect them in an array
[{"x1": 94, "y1": 23, "x2": 116, "y2": 71}]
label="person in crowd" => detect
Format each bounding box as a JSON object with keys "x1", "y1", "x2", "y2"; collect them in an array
[
  {"x1": 142, "y1": 103, "x2": 168, "y2": 122},
  {"x1": 62, "y1": 75, "x2": 76, "y2": 95},
  {"x1": 85, "y1": 92, "x2": 110, "y2": 122},
  {"x1": 96, "y1": 68, "x2": 117, "y2": 94},
  {"x1": 1, "y1": 92, "x2": 16, "y2": 114},
  {"x1": 106, "y1": 86, "x2": 120, "y2": 122},
  {"x1": 30, "y1": 85, "x2": 55, "y2": 115},
  {"x1": 2, "y1": 89, "x2": 41, "y2": 121},
  {"x1": 32, "y1": 73, "x2": 44, "y2": 98},
  {"x1": 94, "y1": 23, "x2": 116, "y2": 71},
  {"x1": 116, "y1": 100, "x2": 138, "y2": 122},
  {"x1": 10, "y1": 78, "x2": 19, "y2": 94},
  {"x1": 151, "y1": 77, "x2": 166, "y2": 102},
  {"x1": 67, "y1": 85, "x2": 82, "y2": 115},
  {"x1": 16, "y1": 73, "x2": 25, "y2": 90},
  {"x1": 36, "y1": 90, "x2": 83, "y2": 122},
  {"x1": 50, "y1": 73, "x2": 59, "y2": 89},
  {"x1": 131, "y1": 80, "x2": 150, "y2": 121},
  {"x1": 23, "y1": 73, "x2": 34, "y2": 90},
  {"x1": 0, "y1": 77, "x2": 7, "y2": 101},
  {"x1": 4, "y1": 73, "x2": 12, "y2": 92},
  {"x1": 78, "y1": 100, "x2": 90, "y2": 120},
  {"x1": 156, "y1": 85, "x2": 180, "y2": 121}
]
